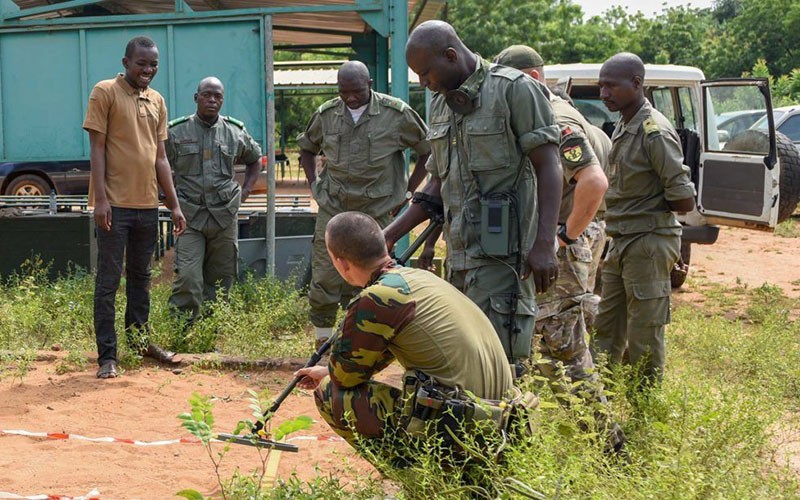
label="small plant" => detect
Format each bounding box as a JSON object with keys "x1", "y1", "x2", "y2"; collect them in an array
[
  {"x1": 54, "y1": 350, "x2": 89, "y2": 375},
  {"x1": 177, "y1": 389, "x2": 312, "y2": 500}
]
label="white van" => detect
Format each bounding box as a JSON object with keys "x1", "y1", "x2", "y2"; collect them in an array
[{"x1": 544, "y1": 64, "x2": 800, "y2": 286}]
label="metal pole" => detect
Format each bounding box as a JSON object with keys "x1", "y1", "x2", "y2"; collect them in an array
[
  {"x1": 265, "y1": 14, "x2": 276, "y2": 276},
  {"x1": 389, "y1": 0, "x2": 410, "y2": 255}
]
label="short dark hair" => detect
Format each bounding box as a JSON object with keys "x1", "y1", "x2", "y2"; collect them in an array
[
  {"x1": 125, "y1": 36, "x2": 157, "y2": 58},
  {"x1": 325, "y1": 212, "x2": 388, "y2": 266}
]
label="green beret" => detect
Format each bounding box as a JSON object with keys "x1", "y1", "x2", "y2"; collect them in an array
[{"x1": 494, "y1": 45, "x2": 545, "y2": 69}]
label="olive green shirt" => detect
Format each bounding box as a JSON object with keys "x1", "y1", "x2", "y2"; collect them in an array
[
  {"x1": 606, "y1": 100, "x2": 695, "y2": 237},
  {"x1": 549, "y1": 93, "x2": 601, "y2": 224},
  {"x1": 331, "y1": 263, "x2": 513, "y2": 400},
  {"x1": 296, "y1": 91, "x2": 431, "y2": 217},
  {"x1": 426, "y1": 57, "x2": 560, "y2": 271},
  {"x1": 166, "y1": 114, "x2": 262, "y2": 231}
]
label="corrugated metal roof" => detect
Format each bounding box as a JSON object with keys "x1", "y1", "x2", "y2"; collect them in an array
[
  {"x1": 8, "y1": 1, "x2": 440, "y2": 46},
  {"x1": 275, "y1": 66, "x2": 421, "y2": 88}
]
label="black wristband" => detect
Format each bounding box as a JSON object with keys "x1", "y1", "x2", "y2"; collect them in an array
[{"x1": 558, "y1": 224, "x2": 577, "y2": 245}]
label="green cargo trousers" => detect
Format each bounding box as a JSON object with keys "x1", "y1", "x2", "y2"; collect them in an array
[
  {"x1": 449, "y1": 262, "x2": 536, "y2": 363},
  {"x1": 592, "y1": 232, "x2": 680, "y2": 383},
  {"x1": 169, "y1": 216, "x2": 238, "y2": 320},
  {"x1": 308, "y1": 208, "x2": 392, "y2": 328}
]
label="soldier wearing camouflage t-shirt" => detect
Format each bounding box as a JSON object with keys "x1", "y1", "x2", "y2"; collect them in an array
[
  {"x1": 295, "y1": 212, "x2": 513, "y2": 452},
  {"x1": 297, "y1": 61, "x2": 431, "y2": 347}
]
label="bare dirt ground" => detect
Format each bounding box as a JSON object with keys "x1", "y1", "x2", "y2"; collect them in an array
[{"x1": 1, "y1": 215, "x2": 799, "y2": 498}]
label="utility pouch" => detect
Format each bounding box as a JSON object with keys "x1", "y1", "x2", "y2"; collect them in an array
[{"x1": 480, "y1": 195, "x2": 511, "y2": 257}]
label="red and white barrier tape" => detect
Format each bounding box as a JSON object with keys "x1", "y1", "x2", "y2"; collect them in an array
[
  {"x1": 0, "y1": 429, "x2": 345, "y2": 446},
  {"x1": 0, "y1": 489, "x2": 100, "y2": 499}
]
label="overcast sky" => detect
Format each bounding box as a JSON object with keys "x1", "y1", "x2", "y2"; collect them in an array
[{"x1": 571, "y1": 0, "x2": 716, "y2": 19}]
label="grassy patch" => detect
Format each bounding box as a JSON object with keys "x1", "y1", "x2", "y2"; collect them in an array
[
  {"x1": 774, "y1": 218, "x2": 800, "y2": 238},
  {"x1": 3, "y1": 260, "x2": 800, "y2": 498}
]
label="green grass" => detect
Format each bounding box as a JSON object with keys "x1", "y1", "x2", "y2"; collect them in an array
[
  {"x1": 0, "y1": 259, "x2": 312, "y2": 375},
  {"x1": 2, "y1": 261, "x2": 799, "y2": 498}
]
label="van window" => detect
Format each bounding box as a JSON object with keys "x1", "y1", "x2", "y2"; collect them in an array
[
  {"x1": 651, "y1": 88, "x2": 677, "y2": 127},
  {"x1": 678, "y1": 87, "x2": 698, "y2": 132},
  {"x1": 778, "y1": 115, "x2": 800, "y2": 142}
]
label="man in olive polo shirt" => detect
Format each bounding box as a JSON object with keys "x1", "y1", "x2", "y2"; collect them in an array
[
  {"x1": 296, "y1": 61, "x2": 431, "y2": 348},
  {"x1": 83, "y1": 35, "x2": 186, "y2": 379}
]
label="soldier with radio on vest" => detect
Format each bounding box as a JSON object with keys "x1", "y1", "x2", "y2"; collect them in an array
[
  {"x1": 296, "y1": 61, "x2": 431, "y2": 351},
  {"x1": 295, "y1": 211, "x2": 526, "y2": 465},
  {"x1": 166, "y1": 76, "x2": 262, "y2": 322},
  {"x1": 384, "y1": 21, "x2": 563, "y2": 377}
]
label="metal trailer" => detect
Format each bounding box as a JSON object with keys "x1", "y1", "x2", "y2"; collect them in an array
[{"x1": 0, "y1": 0, "x2": 437, "y2": 276}]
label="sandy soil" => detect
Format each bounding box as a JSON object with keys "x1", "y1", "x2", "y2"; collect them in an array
[{"x1": 1, "y1": 216, "x2": 798, "y2": 499}]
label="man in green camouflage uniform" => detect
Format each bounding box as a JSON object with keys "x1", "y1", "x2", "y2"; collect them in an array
[
  {"x1": 495, "y1": 45, "x2": 623, "y2": 449},
  {"x1": 385, "y1": 22, "x2": 563, "y2": 371},
  {"x1": 297, "y1": 61, "x2": 430, "y2": 347},
  {"x1": 296, "y1": 212, "x2": 513, "y2": 452},
  {"x1": 166, "y1": 77, "x2": 262, "y2": 320},
  {"x1": 593, "y1": 53, "x2": 695, "y2": 384}
]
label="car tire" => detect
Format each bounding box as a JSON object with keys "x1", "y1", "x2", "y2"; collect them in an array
[
  {"x1": 5, "y1": 174, "x2": 52, "y2": 196},
  {"x1": 723, "y1": 130, "x2": 800, "y2": 223},
  {"x1": 670, "y1": 242, "x2": 691, "y2": 289}
]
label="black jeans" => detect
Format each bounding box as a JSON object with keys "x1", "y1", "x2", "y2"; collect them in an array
[{"x1": 94, "y1": 207, "x2": 159, "y2": 365}]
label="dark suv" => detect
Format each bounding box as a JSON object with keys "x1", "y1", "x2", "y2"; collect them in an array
[
  {"x1": 0, "y1": 159, "x2": 270, "y2": 196},
  {"x1": 0, "y1": 160, "x2": 90, "y2": 196}
]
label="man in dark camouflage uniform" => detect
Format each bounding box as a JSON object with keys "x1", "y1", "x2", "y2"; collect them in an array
[
  {"x1": 495, "y1": 45, "x2": 623, "y2": 450},
  {"x1": 296, "y1": 212, "x2": 513, "y2": 452}
]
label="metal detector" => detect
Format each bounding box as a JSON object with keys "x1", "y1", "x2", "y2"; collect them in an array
[{"x1": 217, "y1": 219, "x2": 443, "y2": 449}]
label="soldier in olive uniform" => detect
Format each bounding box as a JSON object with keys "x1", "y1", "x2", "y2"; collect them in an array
[
  {"x1": 593, "y1": 53, "x2": 695, "y2": 384},
  {"x1": 166, "y1": 77, "x2": 262, "y2": 320},
  {"x1": 295, "y1": 212, "x2": 514, "y2": 457},
  {"x1": 495, "y1": 45, "x2": 623, "y2": 450},
  {"x1": 385, "y1": 21, "x2": 563, "y2": 371},
  {"x1": 296, "y1": 61, "x2": 430, "y2": 347}
]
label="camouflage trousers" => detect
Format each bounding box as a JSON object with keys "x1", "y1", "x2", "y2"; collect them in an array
[
  {"x1": 585, "y1": 219, "x2": 607, "y2": 300},
  {"x1": 534, "y1": 230, "x2": 623, "y2": 448},
  {"x1": 314, "y1": 375, "x2": 402, "y2": 447},
  {"x1": 308, "y1": 208, "x2": 392, "y2": 328}
]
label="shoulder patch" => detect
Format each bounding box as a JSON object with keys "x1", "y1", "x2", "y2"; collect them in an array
[
  {"x1": 168, "y1": 115, "x2": 190, "y2": 128},
  {"x1": 223, "y1": 115, "x2": 245, "y2": 129},
  {"x1": 380, "y1": 95, "x2": 406, "y2": 112},
  {"x1": 318, "y1": 98, "x2": 339, "y2": 114},
  {"x1": 489, "y1": 64, "x2": 523, "y2": 81},
  {"x1": 643, "y1": 117, "x2": 661, "y2": 136}
]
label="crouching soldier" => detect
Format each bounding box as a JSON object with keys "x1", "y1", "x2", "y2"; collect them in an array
[{"x1": 295, "y1": 212, "x2": 532, "y2": 465}]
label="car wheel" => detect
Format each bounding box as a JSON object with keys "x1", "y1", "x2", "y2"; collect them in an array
[
  {"x1": 6, "y1": 174, "x2": 51, "y2": 196},
  {"x1": 723, "y1": 130, "x2": 800, "y2": 223},
  {"x1": 670, "y1": 242, "x2": 691, "y2": 289}
]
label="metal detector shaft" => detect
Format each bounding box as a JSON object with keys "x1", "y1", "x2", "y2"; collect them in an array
[
  {"x1": 242, "y1": 219, "x2": 442, "y2": 440},
  {"x1": 396, "y1": 220, "x2": 442, "y2": 266}
]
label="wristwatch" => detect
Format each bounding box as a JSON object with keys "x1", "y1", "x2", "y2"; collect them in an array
[
  {"x1": 405, "y1": 191, "x2": 413, "y2": 201},
  {"x1": 557, "y1": 224, "x2": 577, "y2": 245}
]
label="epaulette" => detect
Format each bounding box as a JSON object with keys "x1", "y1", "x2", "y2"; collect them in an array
[
  {"x1": 643, "y1": 117, "x2": 661, "y2": 136},
  {"x1": 168, "y1": 115, "x2": 190, "y2": 128},
  {"x1": 223, "y1": 115, "x2": 245, "y2": 129},
  {"x1": 317, "y1": 98, "x2": 339, "y2": 114},
  {"x1": 380, "y1": 94, "x2": 406, "y2": 112},
  {"x1": 489, "y1": 64, "x2": 524, "y2": 81}
]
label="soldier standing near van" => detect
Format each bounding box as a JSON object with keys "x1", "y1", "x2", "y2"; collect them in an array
[
  {"x1": 83, "y1": 36, "x2": 186, "y2": 379},
  {"x1": 494, "y1": 45, "x2": 623, "y2": 450},
  {"x1": 593, "y1": 53, "x2": 695, "y2": 385},
  {"x1": 166, "y1": 76, "x2": 262, "y2": 321},
  {"x1": 296, "y1": 61, "x2": 430, "y2": 349}
]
